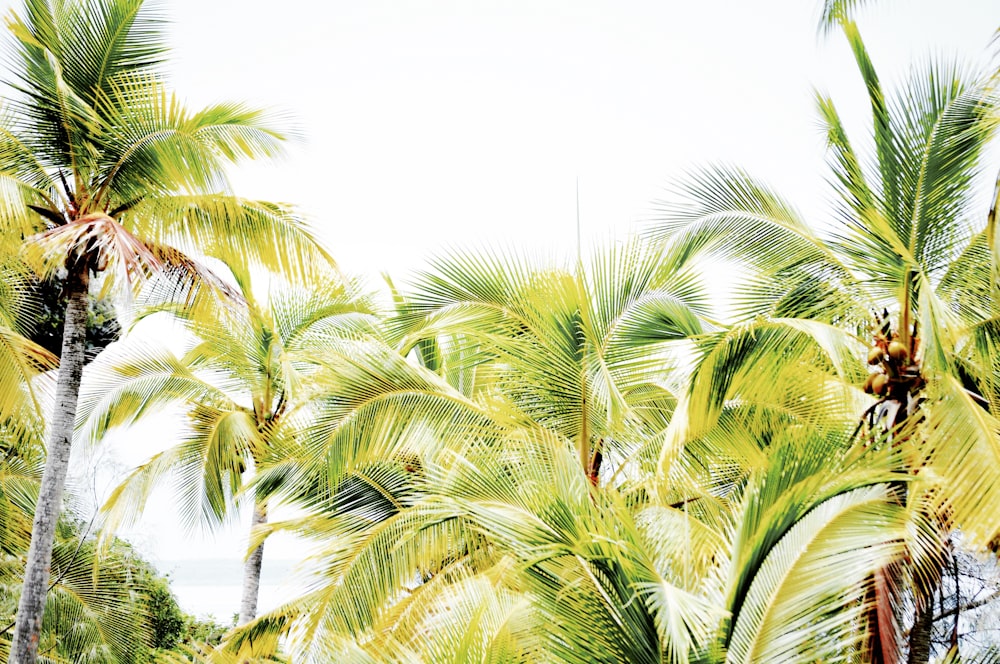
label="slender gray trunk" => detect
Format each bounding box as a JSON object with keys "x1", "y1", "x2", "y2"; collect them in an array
[
  {"x1": 907, "y1": 596, "x2": 934, "y2": 664},
  {"x1": 10, "y1": 267, "x2": 89, "y2": 664},
  {"x1": 908, "y1": 548, "x2": 944, "y2": 664},
  {"x1": 238, "y1": 501, "x2": 267, "y2": 625}
]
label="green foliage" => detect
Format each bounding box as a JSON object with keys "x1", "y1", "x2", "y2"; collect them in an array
[
  {"x1": 0, "y1": 0, "x2": 996, "y2": 662},
  {"x1": 0, "y1": 0, "x2": 333, "y2": 655},
  {"x1": 24, "y1": 273, "x2": 121, "y2": 361},
  {"x1": 181, "y1": 614, "x2": 234, "y2": 648},
  {"x1": 143, "y1": 573, "x2": 185, "y2": 651},
  {"x1": 208, "y1": 12, "x2": 1000, "y2": 664},
  {"x1": 0, "y1": 517, "x2": 188, "y2": 663}
]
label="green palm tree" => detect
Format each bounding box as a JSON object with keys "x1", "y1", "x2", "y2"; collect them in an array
[
  {"x1": 77, "y1": 264, "x2": 377, "y2": 625},
  {"x1": 237, "y1": 242, "x2": 706, "y2": 660},
  {"x1": 211, "y1": 242, "x2": 931, "y2": 662},
  {"x1": 218, "y1": 334, "x2": 498, "y2": 662},
  {"x1": 220, "y1": 358, "x2": 917, "y2": 663},
  {"x1": 390, "y1": 240, "x2": 707, "y2": 484},
  {"x1": 649, "y1": 18, "x2": 1000, "y2": 663},
  {"x1": 0, "y1": 1, "x2": 329, "y2": 658}
]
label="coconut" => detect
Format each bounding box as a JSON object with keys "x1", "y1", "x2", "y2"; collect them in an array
[
  {"x1": 863, "y1": 373, "x2": 876, "y2": 394},
  {"x1": 867, "y1": 347, "x2": 883, "y2": 365},
  {"x1": 871, "y1": 373, "x2": 889, "y2": 396},
  {"x1": 888, "y1": 340, "x2": 909, "y2": 362}
]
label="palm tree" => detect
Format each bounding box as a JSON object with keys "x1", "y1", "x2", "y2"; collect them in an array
[
  {"x1": 649, "y1": 18, "x2": 1000, "y2": 662},
  {"x1": 218, "y1": 333, "x2": 499, "y2": 661},
  {"x1": 210, "y1": 242, "x2": 932, "y2": 662},
  {"x1": 0, "y1": 1, "x2": 329, "y2": 659},
  {"x1": 390, "y1": 240, "x2": 707, "y2": 484},
  {"x1": 77, "y1": 264, "x2": 377, "y2": 625},
  {"x1": 219, "y1": 336, "x2": 918, "y2": 663}
]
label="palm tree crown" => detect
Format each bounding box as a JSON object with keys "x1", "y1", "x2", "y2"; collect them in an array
[
  {"x1": 0, "y1": 1, "x2": 331, "y2": 660},
  {"x1": 649, "y1": 17, "x2": 1000, "y2": 662}
]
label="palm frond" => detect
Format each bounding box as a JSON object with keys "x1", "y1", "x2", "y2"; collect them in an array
[{"x1": 124, "y1": 194, "x2": 333, "y2": 282}]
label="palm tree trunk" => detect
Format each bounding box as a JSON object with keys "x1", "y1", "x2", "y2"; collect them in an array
[
  {"x1": 907, "y1": 535, "x2": 946, "y2": 664},
  {"x1": 10, "y1": 266, "x2": 89, "y2": 664},
  {"x1": 238, "y1": 501, "x2": 267, "y2": 625},
  {"x1": 864, "y1": 565, "x2": 901, "y2": 664},
  {"x1": 861, "y1": 361, "x2": 914, "y2": 663},
  {"x1": 907, "y1": 595, "x2": 934, "y2": 664}
]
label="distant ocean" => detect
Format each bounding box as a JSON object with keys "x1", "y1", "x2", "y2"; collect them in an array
[{"x1": 156, "y1": 558, "x2": 303, "y2": 620}]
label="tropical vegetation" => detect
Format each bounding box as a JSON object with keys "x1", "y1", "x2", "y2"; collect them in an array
[
  {"x1": 0, "y1": 0, "x2": 997, "y2": 663},
  {"x1": 0, "y1": 0, "x2": 330, "y2": 659},
  {"x1": 78, "y1": 260, "x2": 378, "y2": 625}
]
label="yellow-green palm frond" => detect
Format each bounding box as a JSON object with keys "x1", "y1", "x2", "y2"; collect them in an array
[
  {"x1": 0, "y1": 108, "x2": 56, "y2": 234},
  {"x1": 0, "y1": 325, "x2": 55, "y2": 440},
  {"x1": 938, "y1": 231, "x2": 996, "y2": 329},
  {"x1": 2, "y1": 0, "x2": 328, "y2": 289},
  {"x1": 76, "y1": 340, "x2": 253, "y2": 531},
  {"x1": 243, "y1": 426, "x2": 719, "y2": 663},
  {"x1": 0, "y1": 443, "x2": 42, "y2": 556},
  {"x1": 817, "y1": 0, "x2": 875, "y2": 34},
  {"x1": 0, "y1": 257, "x2": 56, "y2": 447},
  {"x1": 648, "y1": 165, "x2": 843, "y2": 276},
  {"x1": 255, "y1": 337, "x2": 491, "y2": 511},
  {"x1": 2, "y1": 1, "x2": 172, "y2": 211},
  {"x1": 393, "y1": 242, "x2": 706, "y2": 482},
  {"x1": 722, "y1": 485, "x2": 908, "y2": 663},
  {"x1": 92, "y1": 74, "x2": 288, "y2": 206},
  {"x1": 0, "y1": 524, "x2": 167, "y2": 664},
  {"x1": 381, "y1": 571, "x2": 542, "y2": 664},
  {"x1": 915, "y1": 373, "x2": 1000, "y2": 547},
  {"x1": 123, "y1": 194, "x2": 332, "y2": 282},
  {"x1": 80, "y1": 271, "x2": 384, "y2": 540},
  {"x1": 267, "y1": 275, "x2": 382, "y2": 349},
  {"x1": 6, "y1": 0, "x2": 167, "y2": 111},
  {"x1": 432, "y1": 431, "x2": 719, "y2": 664},
  {"x1": 77, "y1": 341, "x2": 232, "y2": 442},
  {"x1": 648, "y1": 164, "x2": 874, "y2": 332},
  {"x1": 97, "y1": 403, "x2": 260, "y2": 534},
  {"x1": 662, "y1": 317, "x2": 868, "y2": 462},
  {"x1": 824, "y1": 27, "x2": 999, "y2": 304}
]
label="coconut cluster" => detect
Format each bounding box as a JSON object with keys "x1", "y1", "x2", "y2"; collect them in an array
[{"x1": 862, "y1": 329, "x2": 920, "y2": 398}]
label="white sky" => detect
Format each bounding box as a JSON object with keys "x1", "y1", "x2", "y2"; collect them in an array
[
  {"x1": 4, "y1": 0, "x2": 1000, "y2": 617},
  {"x1": 163, "y1": 0, "x2": 1000, "y2": 278}
]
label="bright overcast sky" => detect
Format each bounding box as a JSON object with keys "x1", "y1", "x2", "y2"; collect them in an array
[
  {"x1": 161, "y1": 0, "x2": 999, "y2": 280},
  {"x1": 2, "y1": 0, "x2": 999, "y2": 616}
]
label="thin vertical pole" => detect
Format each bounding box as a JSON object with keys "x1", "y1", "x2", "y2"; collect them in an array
[{"x1": 575, "y1": 176, "x2": 582, "y2": 268}]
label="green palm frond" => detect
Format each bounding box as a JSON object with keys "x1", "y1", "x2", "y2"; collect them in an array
[
  {"x1": 917, "y1": 373, "x2": 1000, "y2": 546},
  {"x1": 7, "y1": 0, "x2": 167, "y2": 108},
  {"x1": 0, "y1": 444, "x2": 41, "y2": 557},
  {"x1": 0, "y1": 522, "x2": 169, "y2": 664},
  {"x1": 82, "y1": 266, "x2": 379, "y2": 533},
  {"x1": 662, "y1": 317, "x2": 866, "y2": 461},
  {"x1": 92, "y1": 75, "x2": 287, "y2": 205},
  {"x1": 393, "y1": 241, "x2": 705, "y2": 483},
  {"x1": 827, "y1": 26, "x2": 999, "y2": 301},
  {"x1": 817, "y1": 0, "x2": 876, "y2": 33},
  {"x1": 648, "y1": 165, "x2": 840, "y2": 273},
  {"x1": 0, "y1": 257, "x2": 56, "y2": 447},
  {"x1": 0, "y1": 325, "x2": 56, "y2": 434},
  {"x1": 0, "y1": 108, "x2": 56, "y2": 226},
  {"x1": 723, "y1": 486, "x2": 907, "y2": 663},
  {"x1": 124, "y1": 194, "x2": 332, "y2": 281}
]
